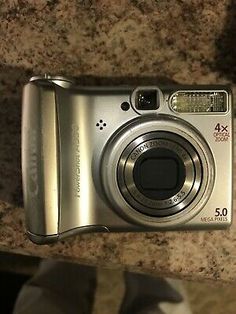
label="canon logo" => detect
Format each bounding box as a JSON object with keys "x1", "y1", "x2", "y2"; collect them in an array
[{"x1": 28, "y1": 129, "x2": 39, "y2": 197}]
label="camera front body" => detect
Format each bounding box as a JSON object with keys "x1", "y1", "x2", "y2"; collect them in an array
[{"x1": 22, "y1": 76, "x2": 233, "y2": 244}]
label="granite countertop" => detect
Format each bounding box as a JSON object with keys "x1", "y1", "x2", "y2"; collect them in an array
[{"x1": 0, "y1": 1, "x2": 235, "y2": 282}]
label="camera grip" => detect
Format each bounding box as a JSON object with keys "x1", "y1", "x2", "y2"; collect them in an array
[{"x1": 22, "y1": 82, "x2": 59, "y2": 243}]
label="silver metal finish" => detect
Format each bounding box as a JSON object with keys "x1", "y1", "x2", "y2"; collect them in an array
[
  {"x1": 21, "y1": 78, "x2": 233, "y2": 243},
  {"x1": 30, "y1": 75, "x2": 75, "y2": 88},
  {"x1": 22, "y1": 82, "x2": 59, "y2": 237}
]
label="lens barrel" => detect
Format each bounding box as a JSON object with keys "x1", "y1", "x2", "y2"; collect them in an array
[{"x1": 117, "y1": 132, "x2": 202, "y2": 217}]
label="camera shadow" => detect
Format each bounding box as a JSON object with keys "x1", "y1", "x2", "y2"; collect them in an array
[
  {"x1": 213, "y1": 1, "x2": 236, "y2": 83},
  {"x1": 0, "y1": 65, "x2": 33, "y2": 207},
  {"x1": 0, "y1": 64, "x2": 175, "y2": 207}
]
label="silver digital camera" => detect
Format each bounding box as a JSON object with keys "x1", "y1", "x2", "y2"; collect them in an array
[{"x1": 22, "y1": 76, "x2": 233, "y2": 244}]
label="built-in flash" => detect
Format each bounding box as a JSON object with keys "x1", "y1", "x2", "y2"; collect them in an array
[{"x1": 169, "y1": 91, "x2": 227, "y2": 113}]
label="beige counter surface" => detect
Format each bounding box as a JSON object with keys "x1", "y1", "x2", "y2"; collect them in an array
[{"x1": 0, "y1": 0, "x2": 235, "y2": 282}]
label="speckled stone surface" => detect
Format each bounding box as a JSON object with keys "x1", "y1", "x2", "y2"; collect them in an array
[{"x1": 0, "y1": 0, "x2": 236, "y2": 282}]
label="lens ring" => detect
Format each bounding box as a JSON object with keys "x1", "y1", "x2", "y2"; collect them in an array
[
  {"x1": 117, "y1": 132, "x2": 202, "y2": 217},
  {"x1": 124, "y1": 140, "x2": 194, "y2": 208}
]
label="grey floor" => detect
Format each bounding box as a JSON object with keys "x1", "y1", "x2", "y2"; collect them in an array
[
  {"x1": 94, "y1": 268, "x2": 236, "y2": 314},
  {"x1": 1, "y1": 252, "x2": 235, "y2": 314}
]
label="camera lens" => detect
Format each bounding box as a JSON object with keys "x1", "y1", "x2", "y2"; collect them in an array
[
  {"x1": 135, "y1": 90, "x2": 159, "y2": 110},
  {"x1": 117, "y1": 132, "x2": 203, "y2": 217},
  {"x1": 133, "y1": 148, "x2": 186, "y2": 200}
]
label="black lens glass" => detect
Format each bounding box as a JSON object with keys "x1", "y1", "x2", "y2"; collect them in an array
[
  {"x1": 140, "y1": 158, "x2": 178, "y2": 190},
  {"x1": 133, "y1": 147, "x2": 186, "y2": 200},
  {"x1": 135, "y1": 90, "x2": 159, "y2": 110}
]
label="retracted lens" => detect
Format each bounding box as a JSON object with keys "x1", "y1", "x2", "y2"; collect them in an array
[
  {"x1": 133, "y1": 147, "x2": 186, "y2": 200},
  {"x1": 135, "y1": 89, "x2": 160, "y2": 110}
]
